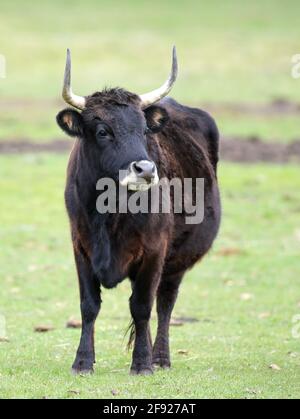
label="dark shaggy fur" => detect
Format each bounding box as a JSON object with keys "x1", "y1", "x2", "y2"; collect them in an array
[{"x1": 56, "y1": 88, "x2": 221, "y2": 375}]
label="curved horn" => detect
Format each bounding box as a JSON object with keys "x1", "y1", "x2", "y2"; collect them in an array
[
  {"x1": 62, "y1": 49, "x2": 86, "y2": 110},
  {"x1": 139, "y1": 46, "x2": 178, "y2": 109}
]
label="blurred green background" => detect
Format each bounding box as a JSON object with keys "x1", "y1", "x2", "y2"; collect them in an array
[
  {"x1": 0, "y1": 0, "x2": 300, "y2": 141},
  {"x1": 0, "y1": 0, "x2": 300, "y2": 399}
]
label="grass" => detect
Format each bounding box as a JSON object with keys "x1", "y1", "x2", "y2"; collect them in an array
[
  {"x1": 0, "y1": 0, "x2": 299, "y2": 102},
  {"x1": 0, "y1": 0, "x2": 300, "y2": 143},
  {"x1": 0, "y1": 154, "x2": 300, "y2": 399},
  {"x1": 219, "y1": 114, "x2": 300, "y2": 143}
]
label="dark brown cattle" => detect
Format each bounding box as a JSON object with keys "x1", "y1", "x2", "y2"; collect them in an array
[{"x1": 56, "y1": 48, "x2": 221, "y2": 375}]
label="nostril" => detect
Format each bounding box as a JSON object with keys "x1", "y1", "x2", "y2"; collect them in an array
[{"x1": 133, "y1": 162, "x2": 143, "y2": 174}]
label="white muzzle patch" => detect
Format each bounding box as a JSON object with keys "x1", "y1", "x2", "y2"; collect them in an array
[{"x1": 120, "y1": 161, "x2": 159, "y2": 191}]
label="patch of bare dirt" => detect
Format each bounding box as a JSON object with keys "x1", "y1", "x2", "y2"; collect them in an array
[
  {"x1": 0, "y1": 140, "x2": 71, "y2": 154},
  {"x1": 216, "y1": 248, "x2": 245, "y2": 257},
  {"x1": 66, "y1": 318, "x2": 82, "y2": 329},
  {"x1": 34, "y1": 325, "x2": 54, "y2": 333},
  {"x1": 221, "y1": 136, "x2": 300, "y2": 163},
  {"x1": 1, "y1": 137, "x2": 300, "y2": 164}
]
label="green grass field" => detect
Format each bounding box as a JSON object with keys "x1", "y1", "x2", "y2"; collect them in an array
[
  {"x1": 0, "y1": 0, "x2": 300, "y2": 143},
  {"x1": 0, "y1": 155, "x2": 299, "y2": 399}
]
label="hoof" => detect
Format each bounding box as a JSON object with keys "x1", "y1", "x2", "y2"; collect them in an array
[
  {"x1": 72, "y1": 359, "x2": 94, "y2": 375},
  {"x1": 130, "y1": 367, "x2": 153, "y2": 376},
  {"x1": 152, "y1": 355, "x2": 171, "y2": 369},
  {"x1": 71, "y1": 367, "x2": 94, "y2": 376},
  {"x1": 152, "y1": 362, "x2": 171, "y2": 370}
]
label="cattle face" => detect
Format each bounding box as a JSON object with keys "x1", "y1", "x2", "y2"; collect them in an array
[
  {"x1": 56, "y1": 48, "x2": 177, "y2": 191},
  {"x1": 56, "y1": 90, "x2": 169, "y2": 190}
]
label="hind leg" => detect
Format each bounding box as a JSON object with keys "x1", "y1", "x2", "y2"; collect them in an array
[{"x1": 153, "y1": 272, "x2": 183, "y2": 368}]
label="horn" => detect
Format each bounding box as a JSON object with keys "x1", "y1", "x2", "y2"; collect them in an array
[
  {"x1": 62, "y1": 49, "x2": 86, "y2": 110},
  {"x1": 139, "y1": 46, "x2": 178, "y2": 109}
]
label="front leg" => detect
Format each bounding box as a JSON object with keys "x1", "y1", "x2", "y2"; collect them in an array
[
  {"x1": 72, "y1": 248, "x2": 101, "y2": 375},
  {"x1": 129, "y1": 244, "x2": 167, "y2": 375}
]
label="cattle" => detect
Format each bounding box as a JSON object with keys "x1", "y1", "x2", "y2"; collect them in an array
[{"x1": 56, "y1": 47, "x2": 221, "y2": 375}]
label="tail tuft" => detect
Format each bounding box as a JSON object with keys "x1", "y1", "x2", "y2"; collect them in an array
[{"x1": 124, "y1": 319, "x2": 135, "y2": 351}]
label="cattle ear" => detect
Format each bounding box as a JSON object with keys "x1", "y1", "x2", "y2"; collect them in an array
[
  {"x1": 56, "y1": 108, "x2": 84, "y2": 138},
  {"x1": 144, "y1": 106, "x2": 169, "y2": 133}
]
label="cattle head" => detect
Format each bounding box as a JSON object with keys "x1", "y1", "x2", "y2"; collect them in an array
[{"x1": 56, "y1": 48, "x2": 178, "y2": 191}]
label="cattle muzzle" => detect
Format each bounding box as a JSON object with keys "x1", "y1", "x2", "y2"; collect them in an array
[{"x1": 120, "y1": 160, "x2": 159, "y2": 191}]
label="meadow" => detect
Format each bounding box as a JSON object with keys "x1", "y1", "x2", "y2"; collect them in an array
[
  {"x1": 0, "y1": 0, "x2": 300, "y2": 399},
  {"x1": 0, "y1": 156, "x2": 300, "y2": 398}
]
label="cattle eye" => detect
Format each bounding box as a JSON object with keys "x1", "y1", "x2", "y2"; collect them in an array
[
  {"x1": 144, "y1": 127, "x2": 150, "y2": 135},
  {"x1": 96, "y1": 123, "x2": 112, "y2": 141},
  {"x1": 97, "y1": 127, "x2": 108, "y2": 138}
]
